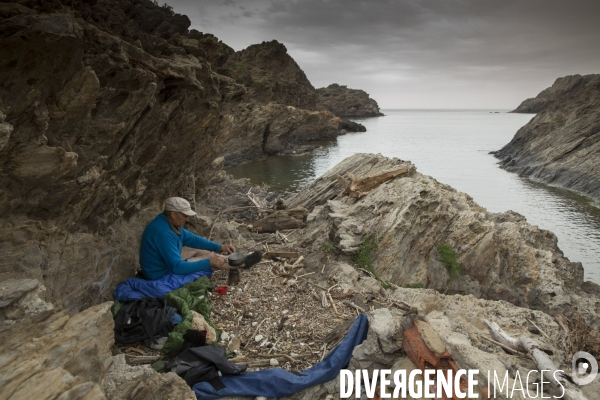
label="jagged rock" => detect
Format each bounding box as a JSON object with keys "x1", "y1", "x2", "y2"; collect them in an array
[
  {"x1": 0, "y1": 278, "x2": 39, "y2": 308},
  {"x1": 0, "y1": 291, "x2": 113, "y2": 399},
  {"x1": 330, "y1": 262, "x2": 360, "y2": 291},
  {"x1": 0, "y1": 0, "x2": 377, "y2": 314},
  {"x1": 496, "y1": 74, "x2": 600, "y2": 203},
  {"x1": 109, "y1": 371, "x2": 195, "y2": 400},
  {"x1": 367, "y1": 308, "x2": 403, "y2": 353},
  {"x1": 2, "y1": 281, "x2": 54, "y2": 321},
  {"x1": 102, "y1": 354, "x2": 195, "y2": 400},
  {"x1": 287, "y1": 153, "x2": 600, "y2": 329},
  {"x1": 316, "y1": 83, "x2": 384, "y2": 118},
  {"x1": 220, "y1": 40, "x2": 318, "y2": 110},
  {"x1": 510, "y1": 75, "x2": 589, "y2": 113},
  {"x1": 220, "y1": 102, "x2": 364, "y2": 166}
]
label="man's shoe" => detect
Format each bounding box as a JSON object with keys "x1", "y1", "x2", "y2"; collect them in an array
[{"x1": 243, "y1": 251, "x2": 262, "y2": 269}]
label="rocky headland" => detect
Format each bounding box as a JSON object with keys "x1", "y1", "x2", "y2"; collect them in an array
[
  {"x1": 1, "y1": 1, "x2": 599, "y2": 399},
  {"x1": 495, "y1": 74, "x2": 600, "y2": 203},
  {"x1": 316, "y1": 83, "x2": 385, "y2": 118},
  {"x1": 0, "y1": 0, "x2": 368, "y2": 315}
]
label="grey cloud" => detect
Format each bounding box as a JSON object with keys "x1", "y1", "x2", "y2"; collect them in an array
[{"x1": 166, "y1": 0, "x2": 600, "y2": 108}]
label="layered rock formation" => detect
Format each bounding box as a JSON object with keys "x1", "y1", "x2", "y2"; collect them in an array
[
  {"x1": 0, "y1": 0, "x2": 369, "y2": 312},
  {"x1": 316, "y1": 83, "x2": 384, "y2": 118},
  {"x1": 286, "y1": 153, "x2": 600, "y2": 330},
  {"x1": 219, "y1": 40, "x2": 318, "y2": 110},
  {"x1": 0, "y1": 278, "x2": 194, "y2": 399},
  {"x1": 496, "y1": 74, "x2": 600, "y2": 203}
]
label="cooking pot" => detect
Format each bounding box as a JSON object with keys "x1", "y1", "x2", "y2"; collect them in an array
[{"x1": 228, "y1": 252, "x2": 244, "y2": 266}]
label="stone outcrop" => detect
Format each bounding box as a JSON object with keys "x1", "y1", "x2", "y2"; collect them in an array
[
  {"x1": 1, "y1": 278, "x2": 196, "y2": 399},
  {"x1": 279, "y1": 270, "x2": 599, "y2": 400},
  {"x1": 0, "y1": 2, "x2": 231, "y2": 312},
  {"x1": 219, "y1": 40, "x2": 318, "y2": 110},
  {"x1": 286, "y1": 153, "x2": 600, "y2": 329},
  {"x1": 316, "y1": 83, "x2": 384, "y2": 118},
  {"x1": 220, "y1": 102, "x2": 364, "y2": 166},
  {"x1": 510, "y1": 75, "x2": 591, "y2": 114},
  {"x1": 496, "y1": 74, "x2": 600, "y2": 203},
  {"x1": 0, "y1": 0, "x2": 366, "y2": 313},
  {"x1": 1, "y1": 279, "x2": 113, "y2": 400}
]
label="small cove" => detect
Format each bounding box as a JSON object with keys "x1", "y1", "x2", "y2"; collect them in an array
[{"x1": 227, "y1": 109, "x2": 600, "y2": 284}]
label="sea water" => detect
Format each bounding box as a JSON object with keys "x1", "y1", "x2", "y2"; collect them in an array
[{"x1": 227, "y1": 109, "x2": 600, "y2": 284}]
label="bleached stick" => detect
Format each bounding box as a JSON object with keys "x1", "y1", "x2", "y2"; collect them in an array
[{"x1": 483, "y1": 319, "x2": 588, "y2": 400}]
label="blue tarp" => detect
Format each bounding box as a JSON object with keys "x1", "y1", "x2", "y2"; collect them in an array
[
  {"x1": 193, "y1": 314, "x2": 369, "y2": 400},
  {"x1": 114, "y1": 270, "x2": 212, "y2": 302}
]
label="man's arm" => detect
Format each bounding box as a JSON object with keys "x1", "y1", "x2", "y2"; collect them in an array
[
  {"x1": 156, "y1": 233, "x2": 212, "y2": 275},
  {"x1": 181, "y1": 229, "x2": 222, "y2": 253}
]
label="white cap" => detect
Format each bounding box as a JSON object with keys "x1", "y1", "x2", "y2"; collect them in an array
[{"x1": 164, "y1": 197, "x2": 196, "y2": 216}]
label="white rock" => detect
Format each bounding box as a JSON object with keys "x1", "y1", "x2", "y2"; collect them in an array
[
  {"x1": 254, "y1": 334, "x2": 264, "y2": 342},
  {"x1": 282, "y1": 310, "x2": 289, "y2": 314},
  {"x1": 252, "y1": 321, "x2": 258, "y2": 327},
  {"x1": 221, "y1": 332, "x2": 229, "y2": 341},
  {"x1": 269, "y1": 358, "x2": 279, "y2": 366}
]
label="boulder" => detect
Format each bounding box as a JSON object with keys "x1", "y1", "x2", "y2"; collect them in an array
[{"x1": 0, "y1": 280, "x2": 113, "y2": 399}]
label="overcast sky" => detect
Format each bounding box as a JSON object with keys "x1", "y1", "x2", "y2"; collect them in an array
[{"x1": 167, "y1": 0, "x2": 600, "y2": 109}]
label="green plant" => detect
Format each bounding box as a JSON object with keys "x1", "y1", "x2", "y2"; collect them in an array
[
  {"x1": 352, "y1": 236, "x2": 391, "y2": 289},
  {"x1": 352, "y1": 237, "x2": 378, "y2": 270},
  {"x1": 406, "y1": 283, "x2": 424, "y2": 289},
  {"x1": 320, "y1": 240, "x2": 335, "y2": 255},
  {"x1": 436, "y1": 243, "x2": 463, "y2": 281}
]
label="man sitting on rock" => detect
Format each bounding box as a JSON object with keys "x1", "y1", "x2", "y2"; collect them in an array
[{"x1": 140, "y1": 197, "x2": 261, "y2": 280}]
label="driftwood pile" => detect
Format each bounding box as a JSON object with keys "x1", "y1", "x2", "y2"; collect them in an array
[{"x1": 207, "y1": 257, "x2": 397, "y2": 371}]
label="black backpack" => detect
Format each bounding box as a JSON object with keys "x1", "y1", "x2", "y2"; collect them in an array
[{"x1": 114, "y1": 297, "x2": 176, "y2": 344}]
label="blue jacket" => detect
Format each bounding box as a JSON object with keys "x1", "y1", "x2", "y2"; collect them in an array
[{"x1": 140, "y1": 214, "x2": 222, "y2": 280}]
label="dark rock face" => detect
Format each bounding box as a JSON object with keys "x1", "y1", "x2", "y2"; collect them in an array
[
  {"x1": 316, "y1": 83, "x2": 384, "y2": 118},
  {"x1": 219, "y1": 103, "x2": 364, "y2": 166},
  {"x1": 0, "y1": 0, "x2": 372, "y2": 312},
  {"x1": 510, "y1": 75, "x2": 589, "y2": 113},
  {"x1": 219, "y1": 40, "x2": 318, "y2": 110},
  {"x1": 0, "y1": 5, "x2": 229, "y2": 312},
  {"x1": 495, "y1": 74, "x2": 600, "y2": 203}
]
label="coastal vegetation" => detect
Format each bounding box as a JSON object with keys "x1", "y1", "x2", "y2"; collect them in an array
[{"x1": 436, "y1": 243, "x2": 463, "y2": 281}]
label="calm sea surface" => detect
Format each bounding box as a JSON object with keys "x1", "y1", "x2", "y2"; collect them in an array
[{"x1": 227, "y1": 110, "x2": 600, "y2": 284}]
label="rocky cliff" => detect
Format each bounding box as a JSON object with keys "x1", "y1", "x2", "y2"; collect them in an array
[
  {"x1": 495, "y1": 74, "x2": 600, "y2": 203},
  {"x1": 0, "y1": 0, "x2": 369, "y2": 312},
  {"x1": 316, "y1": 83, "x2": 384, "y2": 118},
  {"x1": 510, "y1": 75, "x2": 591, "y2": 113},
  {"x1": 218, "y1": 40, "x2": 318, "y2": 111},
  {"x1": 286, "y1": 153, "x2": 600, "y2": 330}
]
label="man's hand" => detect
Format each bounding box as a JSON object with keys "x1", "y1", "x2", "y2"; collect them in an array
[
  {"x1": 209, "y1": 253, "x2": 231, "y2": 270},
  {"x1": 220, "y1": 243, "x2": 236, "y2": 254}
]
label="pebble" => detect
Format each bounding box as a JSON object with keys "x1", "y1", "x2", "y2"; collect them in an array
[
  {"x1": 255, "y1": 334, "x2": 264, "y2": 342},
  {"x1": 269, "y1": 358, "x2": 279, "y2": 366},
  {"x1": 282, "y1": 310, "x2": 288, "y2": 314},
  {"x1": 252, "y1": 321, "x2": 258, "y2": 327},
  {"x1": 221, "y1": 332, "x2": 229, "y2": 341},
  {"x1": 273, "y1": 297, "x2": 278, "y2": 301}
]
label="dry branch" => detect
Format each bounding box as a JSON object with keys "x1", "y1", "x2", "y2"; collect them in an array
[
  {"x1": 483, "y1": 319, "x2": 588, "y2": 400},
  {"x1": 337, "y1": 165, "x2": 411, "y2": 198},
  {"x1": 343, "y1": 300, "x2": 366, "y2": 313}
]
